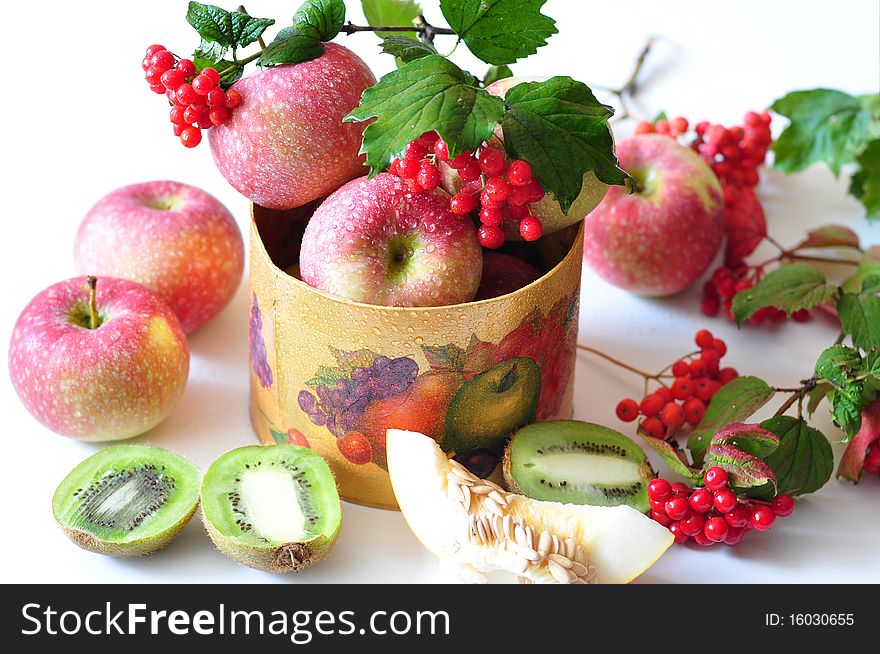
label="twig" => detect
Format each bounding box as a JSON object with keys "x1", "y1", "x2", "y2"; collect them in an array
[
  {"x1": 600, "y1": 37, "x2": 656, "y2": 121},
  {"x1": 340, "y1": 16, "x2": 456, "y2": 46}
]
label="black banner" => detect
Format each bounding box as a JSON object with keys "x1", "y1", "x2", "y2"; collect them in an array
[{"x1": 2, "y1": 584, "x2": 873, "y2": 650}]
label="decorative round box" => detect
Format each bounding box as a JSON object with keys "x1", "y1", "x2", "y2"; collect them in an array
[{"x1": 248, "y1": 201, "x2": 583, "y2": 509}]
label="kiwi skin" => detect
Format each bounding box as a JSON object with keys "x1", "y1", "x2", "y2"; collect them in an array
[
  {"x1": 502, "y1": 420, "x2": 655, "y2": 512},
  {"x1": 52, "y1": 444, "x2": 201, "y2": 558},
  {"x1": 200, "y1": 444, "x2": 342, "y2": 573}
]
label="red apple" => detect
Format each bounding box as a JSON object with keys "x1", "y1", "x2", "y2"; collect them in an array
[
  {"x1": 8, "y1": 276, "x2": 189, "y2": 440},
  {"x1": 74, "y1": 180, "x2": 243, "y2": 333},
  {"x1": 583, "y1": 134, "x2": 725, "y2": 296},
  {"x1": 300, "y1": 173, "x2": 483, "y2": 306},
  {"x1": 208, "y1": 43, "x2": 377, "y2": 210},
  {"x1": 475, "y1": 252, "x2": 542, "y2": 300}
]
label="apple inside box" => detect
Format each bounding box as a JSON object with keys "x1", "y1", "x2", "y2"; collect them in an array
[{"x1": 249, "y1": 201, "x2": 584, "y2": 509}]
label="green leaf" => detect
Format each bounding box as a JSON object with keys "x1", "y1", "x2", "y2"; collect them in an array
[
  {"x1": 484, "y1": 64, "x2": 512, "y2": 86},
  {"x1": 706, "y1": 443, "x2": 777, "y2": 491},
  {"x1": 843, "y1": 246, "x2": 880, "y2": 293},
  {"x1": 638, "y1": 435, "x2": 702, "y2": 482},
  {"x1": 258, "y1": 27, "x2": 324, "y2": 67},
  {"x1": 269, "y1": 428, "x2": 288, "y2": 445},
  {"x1": 362, "y1": 0, "x2": 421, "y2": 38},
  {"x1": 344, "y1": 55, "x2": 504, "y2": 172},
  {"x1": 806, "y1": 381, "x2": 833, "y2": 415},
  {"x1": 329, "y1": 346, "x2": 378, "y2": 373},
  {"x1": 731, "y1": 263, "x2": 839, "y2": 324},
  {"x1": 193, "y1": 40, "x2": 242, "y2": 87},
  {"x1": 652, "y1": 110, "x2": 668, "y2": 122},
  {"x1": 440, "y1": 0, "x2": 557, "y2": 65},
  {"x1": 688, "y1": 376, "x2": 775, "y2": 460},
  {"x1": 795, "y1": 225, "x2": 861, "y2": 250},
  {"x1": 709, "y1": 423, "x2": 780, "y2": 459},
  {"x1": 186, "y1": 2, "x2": 275, "y2": 48},
  {"x1": 770, "y1": 89, "x2": 879, "y2": 176},
  {"x1": 850, "y1": 138, "x2": 880, "y2": 221},
  {"x1": 837, "y1": 290, "x2": 880, "y2": 353},
  {"x1": 294, "y1": 0, "x2": 346, "y2": 41},
  {"x1": 760, "y1": 416, "x2": 833, "y2": 496},
  {"x1": 422, "y1": 342, "x2": 467, "y2": 372},
  {"x1": 305, "y1": 365, "x2": 349, "y2": 388},
  {"x1": 815, "y1": 344, "x2": 866, "y2": 438},
  {"x1": 501, "y1": 77, "x2": 628, "y2": 213},
  {"x1": 379, "y1": 35, "x2": 437, "y2": 63}
]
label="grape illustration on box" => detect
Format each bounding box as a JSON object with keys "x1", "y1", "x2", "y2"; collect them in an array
[{"x1": 296, "y1": 293, "x2": 578, "y2": 472}]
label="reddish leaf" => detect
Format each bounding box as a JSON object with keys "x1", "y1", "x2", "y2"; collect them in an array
[
  {"x1": 710, "y1": 422, "x2": 780, "y2": 458},
  {"x1": 707, "y1": 443, "x2": 777, "y2": 490},
  {"x1": 796, "y1": 225, "x2": 860, "y2": 250},
  {"x1": 638, "y1": 430, "x2": 702, "y2": 482},
  {"x1": 724, "y1": 187, "x2": 767, "y2": 264},
  {"x1": 838, "y1": 398, "x2": 880, "y2": 482}
]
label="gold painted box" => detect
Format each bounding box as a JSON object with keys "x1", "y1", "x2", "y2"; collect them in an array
[{"x1": 248, "y1": 201, "x2": 583, "y2": 509}]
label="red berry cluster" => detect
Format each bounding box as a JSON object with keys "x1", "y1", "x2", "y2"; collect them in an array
[
  {"x1": 389, "y1": 132, "x2": 546, "y2": 249},
  {"x1": 142, "y1": 44, "x2": 242, "y2": 148},
  {"x1": 616, "y1": 329, "x2": 738, "y2": 438},
  {"x1": 863, "y1": 442, "x2": 880, "y2": 475},
  {"x1": 648, "y1": 467, "x2": 795, "y2": 547},
  {"x1": 702, "y1": 264, "x2": 813, "y2": 323}
]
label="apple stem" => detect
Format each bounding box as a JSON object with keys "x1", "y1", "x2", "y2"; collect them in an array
[{"x1": 87, "y1": 276, "x2": 99, "y2": 330}]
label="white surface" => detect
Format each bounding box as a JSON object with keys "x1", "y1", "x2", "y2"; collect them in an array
[{"x1": 1, "y1": 0, "x2": 878, "y2": 584}]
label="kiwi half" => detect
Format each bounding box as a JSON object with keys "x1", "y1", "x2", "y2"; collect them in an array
[
  {"x1": 503, "y1": 420, "x2": 654, "y2": 512},
  {"x1": 52, "y1": 445, "x2": 200, "y2": 557},
  {"x1": 201, "y1": 444, "x2": 342, "y2": 573}
]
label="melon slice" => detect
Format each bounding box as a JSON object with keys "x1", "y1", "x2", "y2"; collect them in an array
[{"x1": 387, "y1": 429, "x2": 673, "y2": 584}]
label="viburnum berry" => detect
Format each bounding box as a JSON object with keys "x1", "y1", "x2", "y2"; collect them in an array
[
  {"x1": 664, "y1": 496, "x2": 689, "y2": 521},
  {"x1": 703, "y1": 516, "x2": 729, "y2": 542},
  {"x1": 201, "y1": 67, "x2": 220, "y2": 85},
  {"x1": 647, "y1": 478, "x2": 672, "y2": 501},
  {"x1": 671, "y1": 360, "x2": 690, "y2": 377},
  {"x1": 192, "y1": 74, "x2": 215, "y2": 95},
  {"x1": 671, "y1": 116, "x2": 689, "y2": 133},
  {"x1": 669, "y1": 521, "x2": 689, "y2": 545},
  {"x1": 484, "y1": 176, "x2": 511, "y2": 203},
  {"x1": 176, "y1": 83, "x2": 198, "y2": 105},
  {"x1": 404, "y1": 141, "x2": 428, "y2": 161},
  {"x1": 680, "y1": 512, "x2": 705, "y2": 537},
  {"x1": 770, "y1": 494, "x2": 795, "y2": 517},
  {"x1": 477, "y1": 224, "x2": 505, "y2": 249},
  {"x1": 724, "y1": 526, "x2": 745, "y2": 545},
  {"x1": 718, "y1": 367, "x2": 739, "y2": 384},
  {"x1": 519, "y1": 215, "x2": 543, "y2": 241},
  {"x1": 183, "y1": 104, "x2": 202, "y2": 125},
  {"x1": 400, "y1": 158, "x2": 421, "y2": 180},
  {"x1": 634, "y1": 120, "x2": 654, "y2": 135},
  {"x1": 161, "y1": 69, "x2": 185, "y2": 90},
  {"x1": 479, "y1": 206, "x2": 504, "y2": 227},
  {"x1": 209, "y1": 107, "x2": 229, "y2": 126},
  {"x1": 672, "y1": 377, "x2": 693, "y2": 400},
  {"x1": 458, "y1": 158, "x2": 483, "y2": 183},
  {"x1": 180, "y1": 127, "x2": 202, "y2": 148},
  {"x1": 694, "y1": 329, "x2": 714, "y2": 349},
  {"x1": 175, "y1": 58, "x2": 196, "y2": 77},
  {"x1": 173, "y1": 123, "x2": 185, "y2": 137},
  {"x1": 478, "y1": 147, "x2": 506, "y2": 176},
  {"x1": 693, "y1": 377, "x2": 716, "y2": 401},
  {"x1": 654, "y1": 387, "x2": 674, "y2": 404},
  {"x1": 524, "y1": 180, "x2": 545, "y2": 203},
  {"x1": 689, "y1": 488, "x2": 714, "y2": 514},
  {"x1": 417, "y1": 164, "x2": 441, "y2": 190},
  {"x1": 670, "y1": 482, "x2": 689, "y2": 495},
  {"x1": 507, "y1": 201, "x2": 529, "y2": 220},
  {"x1": 750, "y1": 505, "x2": 776, "y2": 531},
  {"x1": 225, "y1": 89, "x2": 242, "y2": 108},
  {"x1": 169, "y1": 106, "x2": 186, "y2": 125},
  {"x1": 506, "y1": 159, "x2": 534, "y2": 186},
  {"x1": 616, "y1": 398, "x2": 639, "y2": 422},
  {"x1": 433, "y1": 139, "x2": 449, "y2": 161},
  {"x1": 207, "y1": 88, "x2": 227, "y2": 108},
  {"x1": 640, "y1": 417, "x2": 664, "y2": 439},
  {"x1": 725, "y1": 504, "x2": 750, "y2": 528},
  {"x1": 145, "y1": 44, "x2": 166, "y2": 57},
  {"x1": 450, "y1": 191, "x2": 477, "y2": 215},
  {"x1": 704, "y1": 466, "x2": 729, "y2": 491},
  {"x1": 651, "y1": 510, "x2": 672, "y2": 527},
  {"x1": 713, "y1": 488, "x2": 738, "y2": 514},
  {"x1": 449, "y1": 151, "x2": 472, "y2": 169},
  {"x1": 655, "y1": 119, "x2": 670, "y2": 134},
  {"x1": 150, "y1": 49, "x2": 175, "y2": 72}
]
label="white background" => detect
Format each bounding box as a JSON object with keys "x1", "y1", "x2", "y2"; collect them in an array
[{"x1": 1, "y1": 0, "x2": 878, "y2": 584}]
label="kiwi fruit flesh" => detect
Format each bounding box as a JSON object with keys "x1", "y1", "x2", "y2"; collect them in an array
[
  {"x1": 52, "y1": 444, "x2": 201, "y2": 557},
  {"x1": 201, "y1": 444, "x2": 342, "y2": 573},
  {"x1": 503, "y1": 420, "x2": 654, "y2": 512}
]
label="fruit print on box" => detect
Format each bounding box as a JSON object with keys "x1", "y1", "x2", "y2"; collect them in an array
[{"x1": 296, "y1": 293, "x2": 579, "y2": 472}]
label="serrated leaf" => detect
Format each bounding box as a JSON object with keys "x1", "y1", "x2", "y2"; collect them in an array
[
  {"x1": 294, "y1": 0, "x2": 346, "y2": 41},
  {"x1": 837, "y1": 289, "x2": 880, "y2": 353},
  {"x1": 710, "y1": 423, "x2": 780, "y2": 459},
  {"x1": 850, "y1": 138, "x2": 880, "y2": 221},
  {"x1": 379, "y1": 35, "x2": 437, "y2": 63},
  {"x1": 638, "y1": 433, "x2": 702, "y2": 482},
  {"x1": 440, "y1": 0, "x2": 557, "y2": 65},
  {"x1": 731, "y1": 263, "x2": 839, "y2": 324},
  {"x1": 688, "y1": 376, "x2": 775, "y2": 460},
  {"x1": 816, "y1": 344, "x2": 866, "y2": 438},
  {"x1": 484, "y1": 64, "x2": 512, "y2": 86},
  {"x1": 706, "y1": 443, "x2": 777, "y2": 491},
  {"x1": 186, "y1": 2, "x2": 274, "y2": 48},
  {"x1": 796, "y1": 225, "x2": 861, "y2": 250},
  {"x1": 843, "y1": 246, "x2": 880, "y2": 293},
  {"x1": 344, "y1": 55, "x2": 504, "y2": 171},
  {"x1": 362, "y1": 0, "x2": 421, "y2": 38},
  {"x1": 771, "y1": 89, "x2": 879, "y2": 176},
  {"x1": 193, "y1": 40, "x2": 242, "y2": 87},
  {"x1": 837, "y1": 398, "x2": 880, "y2": 481},
  {"x1": 422, "y1": 342, "x2": 467, "y2": 372},
  {"x1": 305, "y1": 365, "x2": 349, "y2": 388},
  {"x1": 501, "y1": 77, "x2": 627, "y2": 213},
  {"x1": 652, "y1": 110, "x2": 668, "y2": 122},
  {"x1": 258, "y1": 27, "x2": 324, "y2": 67},
  {"x1": 806, "y1": 382, "x2": 833, "y2": 415},
  {"x1": 760, "y1": 416, "x2": 833, "y2": 496}
]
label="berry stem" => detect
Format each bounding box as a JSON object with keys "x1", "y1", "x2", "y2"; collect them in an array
[
  {"x1": 577, "y1": 343, "x2": 672, "y2": 384},
  {"x1": 757, "y1": 235, "x2": 860, "y2": 268},
  {"x1": 86, "y1": 275, "x2": 99, "y2": 330},
  {"x1": 340, "y1": 17, "x2": 457, "y2": 43},
  {"x1": 592, "y1": 37, "x2": 655, "y2": 121}
]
